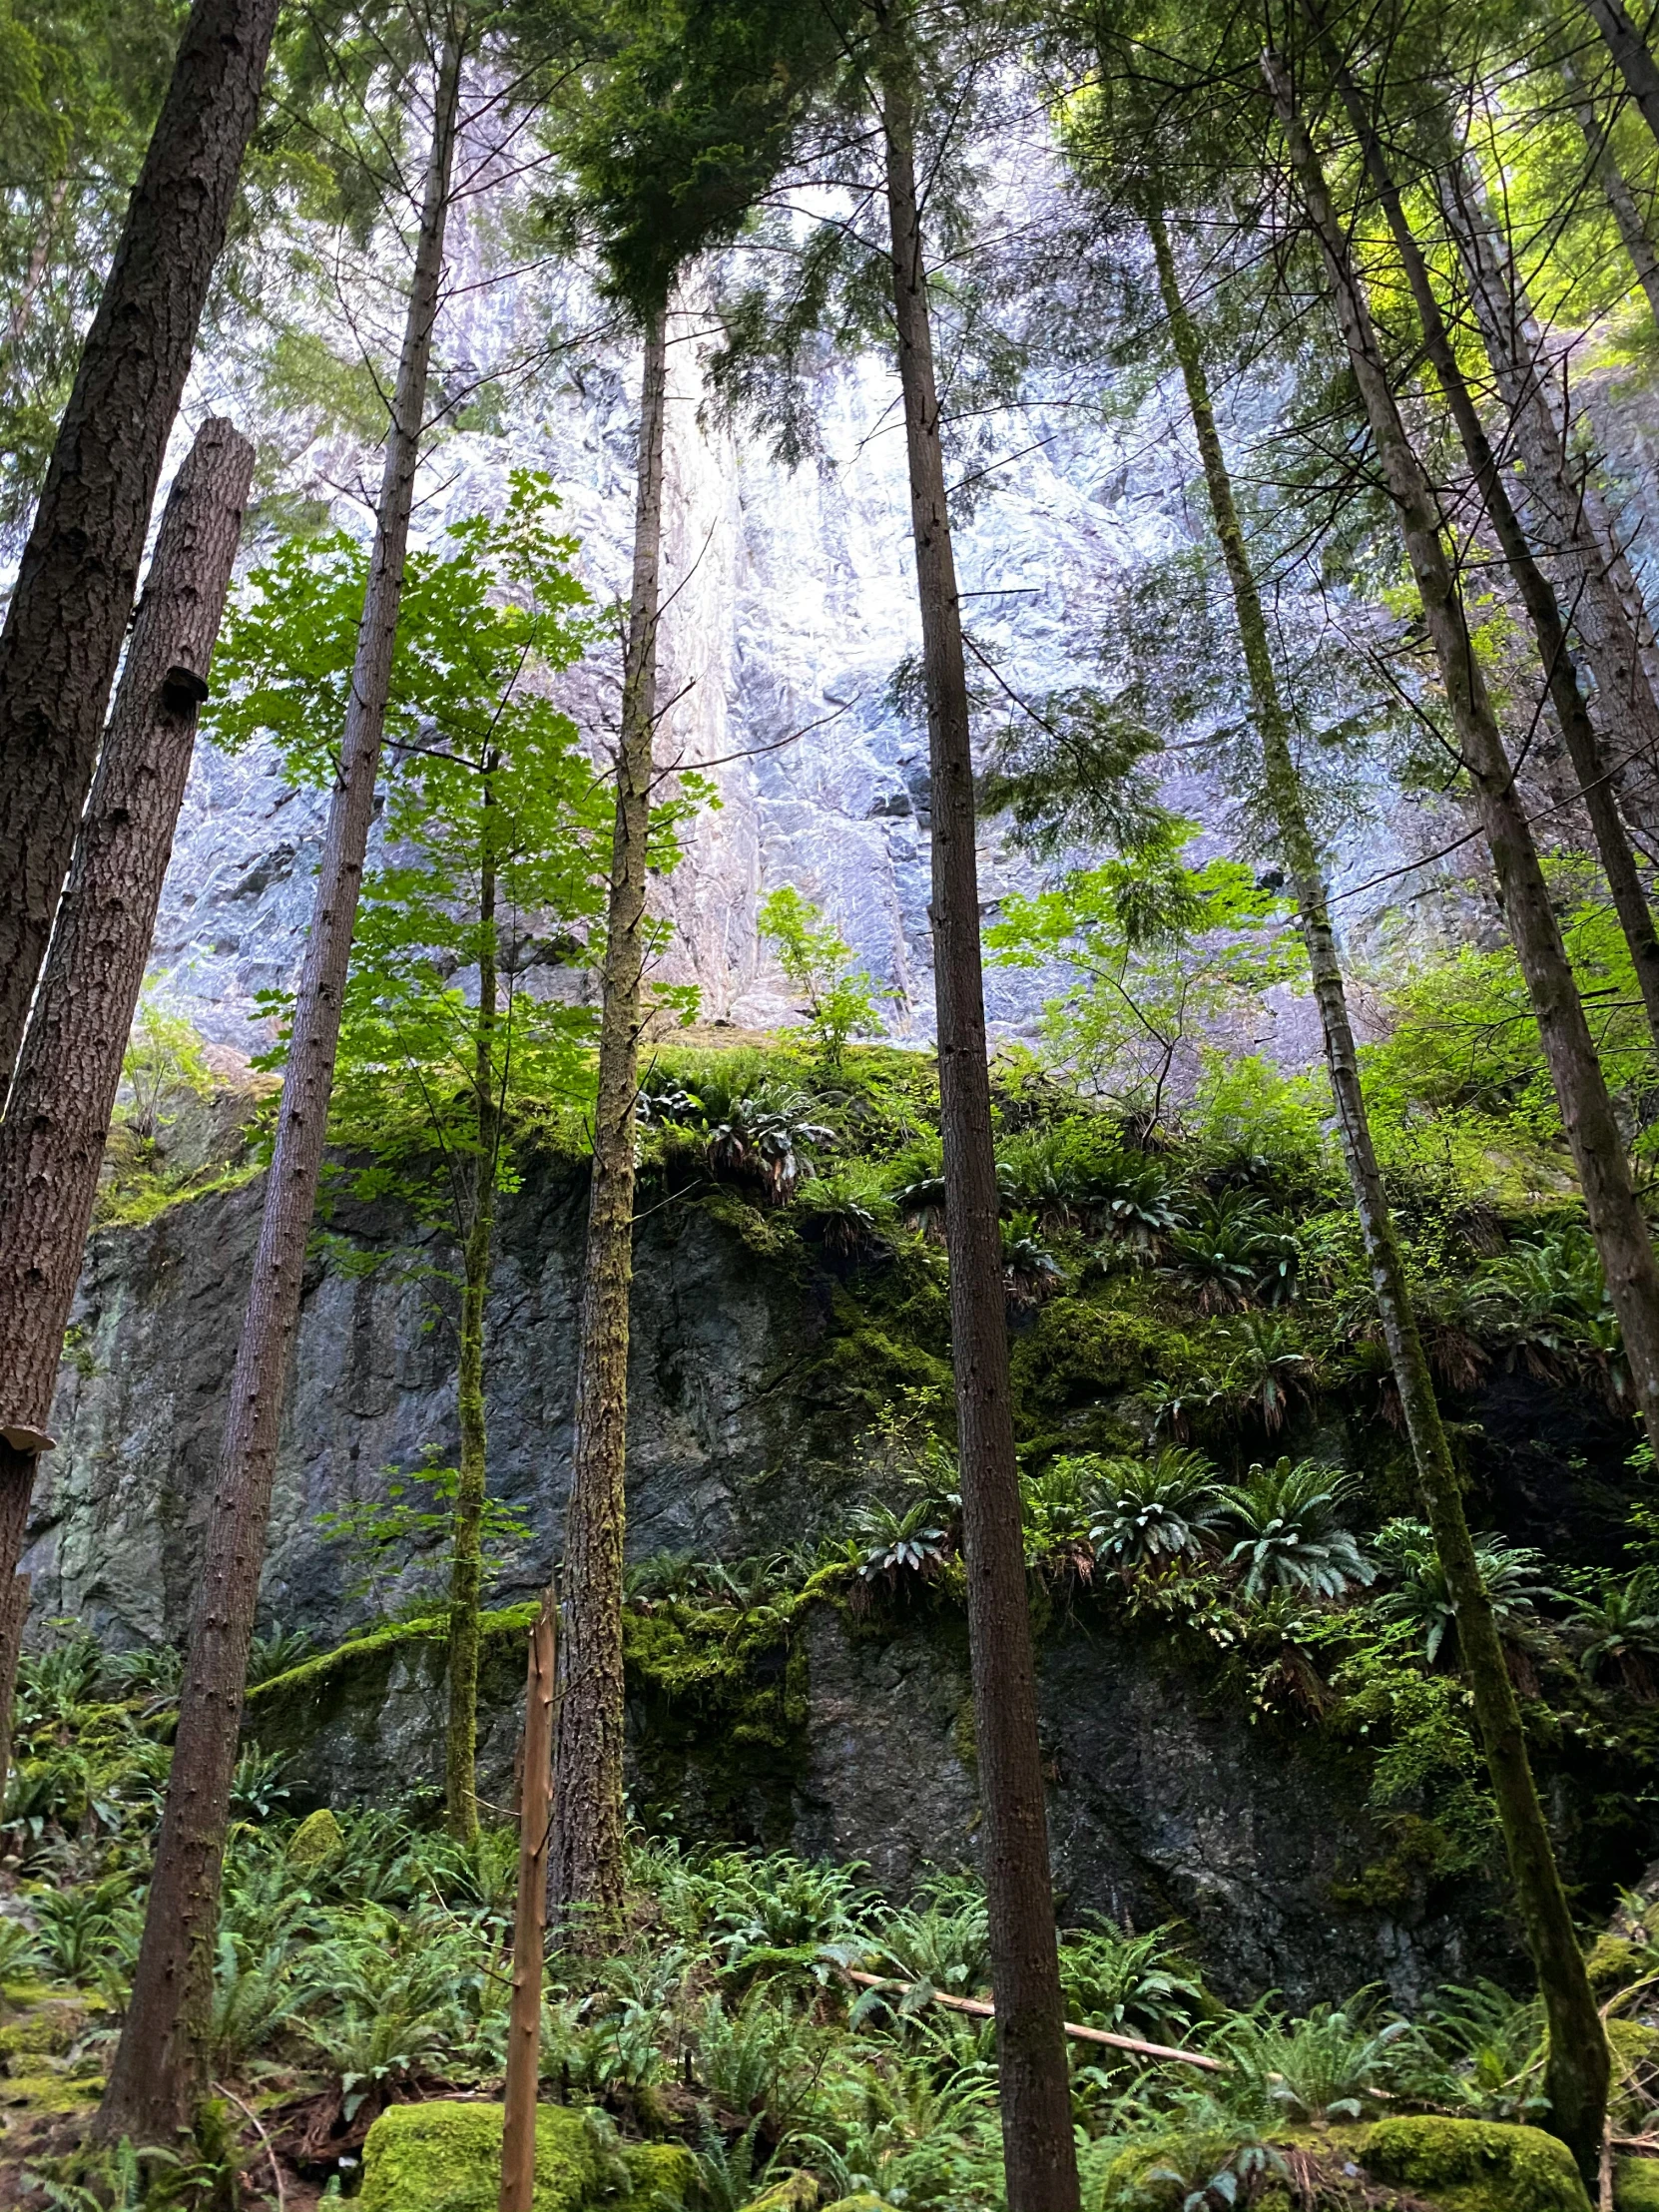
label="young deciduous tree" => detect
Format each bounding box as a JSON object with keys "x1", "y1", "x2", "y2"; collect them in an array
[
  {"x1": 206, "y1": 474, "x2": 607, "y2": 1843},
  {"x1": 757, "y1": 886, "x2": 889, "y2": 1069}
]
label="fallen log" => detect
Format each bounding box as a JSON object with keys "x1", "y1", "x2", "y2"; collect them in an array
[{"x1": 839, "y1": 1967, "x2": 1225, "y2": 2072}]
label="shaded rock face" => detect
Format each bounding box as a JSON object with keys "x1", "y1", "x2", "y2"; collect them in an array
[
  {"x1": 32, "y1": 1159, "x2": 802, "y2": 1646},
  {"x1": 37, "y1": 1170, "x2": 1509, "y2": 2010}
]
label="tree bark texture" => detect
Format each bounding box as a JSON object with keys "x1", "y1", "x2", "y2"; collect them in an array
[
  {"x1": 1562, "y1": 51, "x2": 1659, "y2": 330},
  {"x1": 876, "y1": 30, "x2": 1079, "y2": 2212},
  {"x1": 0, "y1": 417, "x2": 254, "y2": 1636},
  {"x1": 1582, "y1": 0, "x2": 1659, "y2": 156},
  {"x1": 0, "y1": 0, "x2": 279, "y2": 1090},
  {"x1": 1322, "y1": 42, "x2": 1659, "y2": 1054},
  {"x1": 0, "y1": 1573, "x2": 29, "y2": 1815},
  {"x1": 447, "y1": 822, "x2": 498, "y2": 1846},
  {"x1": 1438, "y1": 152, "x2": 1659, "y2": 830},
  {"x1": 499, "y1": 1595, "x2": 555, "y2": 2212},
  {"x1": 1154, "y1": 169, "x2": 1611, "y2": 2183},
  {"x1": 1265, "y1": 56, "x2": 1619, "y2": 2176},
  {"x1": 94, "y1": 29, "x2": 464, "y2": 2145},
  {"x1": 549, "y1": 307, "x2": 666, "y2": 1935}
]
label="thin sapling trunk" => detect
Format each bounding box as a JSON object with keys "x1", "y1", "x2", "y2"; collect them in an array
[
  {"x1": 499, "y1": 1594, "x2": 555, "y2": 2212},
  {"x1": 447, "y1": 799, "x2": 499, "y2": 1845},
  {"x1": 550, "y1": 305, "x2": 667, "y2": 1933}
]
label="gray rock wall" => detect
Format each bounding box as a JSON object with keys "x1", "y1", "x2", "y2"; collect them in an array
[{"x1": 33, "y1": 1171, "x2": 1501, "y2": 2010}]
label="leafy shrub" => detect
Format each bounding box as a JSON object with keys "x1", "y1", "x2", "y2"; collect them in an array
[
  {"x1": 1082, "y1": 1449, "x2": 1223, "y2": 1568},
  {"x1": 1372, "y1": 1521, "x2": 1558, "y2": 1664},
  {"x1": 1217, "y1": 1459, "x2": 1374, "y2": 1602}
]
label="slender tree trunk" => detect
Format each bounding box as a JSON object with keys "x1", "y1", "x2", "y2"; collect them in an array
[
  {"x1": 549, "y1": 305, "x2": 666, "y2": 1933},
  {"x1": 875, "y1": 26, "x2": 1078, "y2": 2212},
  {"x1": 0, "y1": 1572, "x2": 29, "y2": 1815},
  {"x1": 1153, "y1": 169, "x2": 1610, "y2": 2183},
  {"x1": 499, "y1": 1594, "x2": 555, "y2": 2212},
  {"x1": 0, "y1": 0, "x2": 280, "y2": 1088},
  {"x1": 1582, "y1": 0, "x2": 1659, "y2": 156},
  {"x1": 0, "y1": 418, "x2": 254, "y2": 1637},
  {"x1": 1562, "y1": 51, "x2": 1659, "y2": 329},
  {"x1": 1320, "y1": 40, "x2": 1659, "y2": 1053},
  {"x1": 94, "y1": 27, "x2": 465, "y2": 2144},
  {"x1": 447, "y1": 822, "x2": 498, "y2": 1846},
  {"x1": 1439, "y1": 151, "x2": 1659, "y2": 824}
]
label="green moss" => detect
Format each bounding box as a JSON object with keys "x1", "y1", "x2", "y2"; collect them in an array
[
  {"x1": 246, "y1": 1602, "x2": 538, "y2": 1715},
  {"x1": 739, "y1": 2175, "x2": 819, "y2": 2211},
  {"x1": 1609, "y1": 2017, "x2": 1659, "y2": 2129},
  {"x1": 0, "y1": 2003, "x2": 83, "y2": 2061},
  {"x1": 822, "y1": 2199, "x2": 900, "y2": 2212},
  {"x1": 1009, "y1": 1297, "x2": 1199, "y2": 1413},
  {"x1": 623, "y1": 1599, "x2": 810, "y2": 1836},
  {"x1": 1588, "y1": 1933, "x2": 1643, "y2": 1991},
  {"x1": 359, "y1": 2100, "x2": 689, "y2": 2212},
  {"x1": 286, "y1": 1806, "x2": 344, "y2": 1867},
  {"x1": 0, "y1": 2069, "x2": 102, "y2": 2113},
  {"x1": 1616, "y1": 2154, "x2": 1659, "y2": 2210},
  {"x1": 1363, "y1": 2116, "x2": 1592, "y2": 2211}
]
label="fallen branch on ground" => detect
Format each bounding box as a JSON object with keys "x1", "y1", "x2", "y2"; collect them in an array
[{"x1": 839, "y1": 1967, "x2": 1226, "y2": 2071}]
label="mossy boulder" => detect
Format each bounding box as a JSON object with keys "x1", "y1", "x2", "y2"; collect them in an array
[
  {"x1": 1617, "y1": 2155, "x2": 1659, "y2": 2211},
  {"x1": 820, "y1": 2197, "x2": 899, "y2": 2212},
  {"x1": 1587, "y1": 1933, "x2": 1643, "y2": 1992},
  {"x1": 740, "y1": 2176, "x2": 818, "y2": 2212},
  {"x1": 1362, "y1": 2116, "x2": 1592, "y2": 2211},
  {"x1": 1609, "y1": 2017, "x2": 1659, "y2": 2128},
  {"x1": 359, "y1": 2101, "x2": 693, "y2": 2212},
  {"x1": 285, "y1": 1806, "x2": 344, "y2": 1867}
]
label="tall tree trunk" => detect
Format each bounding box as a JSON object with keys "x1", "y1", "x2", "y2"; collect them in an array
[
  {"x1": 447, "y1": 815, "x2": 498, "y2": 1846},
  {"x1": 1438, "y1": 150, "x2": 1659, "y2": 827},
  {"x1": 1151, "y1": 171, "x2": 1611, "y2": 2183},
  {"x1": 499, "y1": 1595, "x2": 555, "y2": 2212},
  {"x1": 875, "y1": 25, "x2": 1078, "y2": 2212},
  {"x1": 1320, "y1": 37, "x2": 1659, "y2": 1053},
  {"x1": 0, "y1": 0, "x2": 280, "y2": 1088},
  {"x1": 94, "y1": 27, "x2": 465, "y2": 2144},
  {"x1": 1582, "y1": 0, "x2": 1659, "y2": 156},
  {"x1": 0, "y1": 418, "x2": 254, "y2": 1636},
  {"x1": 1562, "y1": 50, "x2": 1659, "y2": 329},
  {"x1": 549, "y1": 305, "x2": 666, "y2": 1933}
]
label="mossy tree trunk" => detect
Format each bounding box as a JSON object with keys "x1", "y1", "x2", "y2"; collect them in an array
[
  {"x1": 94, "y1": 19, "x2": 467, "y2": 2145},
  {"x1": 1260, "y1": 59, "x2": 1611, "y2": 2180},
  {"x1": 550, "y1": 305, "x2": 666, "y2": 1935},
  {"x1": 447, "y1": 787, "x2": 499, "y2": 1846},
  {"x1": 874, "y1": 15, "x2": 1079, "y2": 2211},
  {"x1": 1317, "y1": 28, "x2": 1659, "y2": 1054}
]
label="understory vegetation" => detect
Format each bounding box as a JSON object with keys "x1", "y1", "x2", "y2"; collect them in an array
[
  {"x1": 5, "y1": 1630, "x2": 1659, "y2": 2211},
  {"x1": 23, "y1": 1009, "x2": 1659, "y2": 2204}
]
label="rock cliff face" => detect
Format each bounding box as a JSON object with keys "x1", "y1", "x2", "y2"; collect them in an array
[{"x1": 35, "y1": 1164, "x2": 1501, "y2": 2011}]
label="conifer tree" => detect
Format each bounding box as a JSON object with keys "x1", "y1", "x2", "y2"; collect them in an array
[
  {"x1": 545, "y1": 0, "x2": 844, "y2": 1931},
  {"x1": 96, "y1": 5, "x2": 469, "y2": 2141},
  {"x1": 869, "y1": 7, "x2": 1079, "y2": 2203},
  {"x1": 0, "y1": 0, "x2": 282, "y2": 1089},
  {"x1": 1263, "y1": 45, "x2": 1617, "y2": 2168}
]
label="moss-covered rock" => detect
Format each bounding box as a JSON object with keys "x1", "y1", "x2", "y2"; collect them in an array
[
  {"x1": 1617, "y1": 2154, "x2": 1659, "y2": 2211},
  {"x1": 1587, "y1": 1933, "x2": 1643, "y2": 1992},
  {"x1": 820, "y1": 2198, "x2": 900, "y2": 2212},
  {"x1": 739, "y1": 2174, "x2": 818, "y2": 2211},
  {"x1": 1362, "y1": 2116, "x2": 1592, "y2": 2211},
  {"x1": 358, "y1": 2100, "x2": 692, "y2": 2212},
  {"x1": 285, "y1": 1806, "x2": 344, "y2": 1867},
  {"x1": 1609, "y1": 2016, "x2": 1659, "y2": 2128}
]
